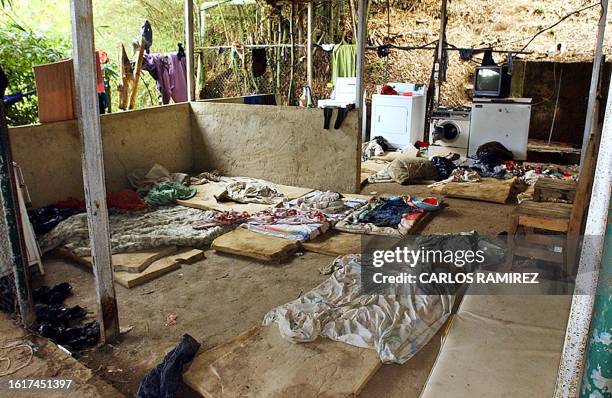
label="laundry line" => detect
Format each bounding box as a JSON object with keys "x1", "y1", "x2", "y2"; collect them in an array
[{"x1": 195, "y1": 42, "x2": 533, "y2": 55}]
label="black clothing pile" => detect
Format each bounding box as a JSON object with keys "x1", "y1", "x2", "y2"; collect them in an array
[
  {"x1": 34, "y1": 283, "x2": 99, "y2": 350},
  {"x1": 28, "y1": 206, "x2": 81, "y2": 235},
  {"x1": 431, "y1": 156, "x2": 457, "y2": 181}
]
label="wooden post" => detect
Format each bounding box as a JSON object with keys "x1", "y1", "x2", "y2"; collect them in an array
[
  {"x1": 355, "y1": 0, "x2": 368, "y2": 142},
  {"x1": 185, "y1": 0, "x2": 196, "y2": 101},
  {"x1": 69, "y1": 0, "x2": 119, "y2": 343},
  {"x1": 580, "y1": 0, "x2": 607, "y2": 170},
  {"x1": 307, "y1": 1, "x2": 313, "y2": 90},
  {"x1": 433, "y1": 0, "x2": 448, "y2": 107}
]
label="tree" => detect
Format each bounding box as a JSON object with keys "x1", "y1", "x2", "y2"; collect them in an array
[{"x1": 0, "y1": 22, "x2": 68, "y2": 126}]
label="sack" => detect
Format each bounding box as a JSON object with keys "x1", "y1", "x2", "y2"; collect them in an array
[{"x1": 388, "y1": 155, "x2": 438, "y2": 184}]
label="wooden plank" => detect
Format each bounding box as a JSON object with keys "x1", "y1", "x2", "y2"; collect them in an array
[
  {"x1": 83, "y1": 246, "x2": 179, "y2": 274},
  {"x1": 128, "y1": 39, "x2": 145, "y2": 110},
  {"x1": 302, "y1": 231, "x2": 362, "y2": 257},
  {"x1": 429, "y1": 177, "x2": 516, "y2": 204},
  {"x1": 517, "y1": 201, "x2": 573, "y2": 219},
  {"x1": 70, "y1": 0, "x2": 119, "y2": 343},
  {"x1": 518, "y1": 215, "x2": 569, "y2": 233},
  {"x1": 183, "y1": 325, "x2": 381, "y2": 398},
  {"x1": 177, "y1": 181, "x2": 312, "y2": 213},
  {"x1": 33, "y1": 59, "x2": 76, "y2": 123},
  {"x1": 185, "y1": 0, "x2": 196, "y2": 101},
  {"x1": 211, "y1": 228, "x2": 299, "y2": 263},
  {"x1": 57, "y1": 247, "x2": 204, "y2": 289},
  {"x1": 114, "y1": 249, "x2": 204, "y2": 288}
]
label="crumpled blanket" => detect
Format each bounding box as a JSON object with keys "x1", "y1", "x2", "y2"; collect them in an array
[
  {"x1": 192, "y1": 210, "x2": 250, "y2": 230},
  {"x1": 127, "y1": 164, "x2": 188, "y2": 194},
  {"x1": 263, "y1": 254, "x2": 453, "y2": 364},
  {"x1": 40, "y1": 206, "x2": 229, "y2": 256},
  {"x1": 215, "y1": 181, "x2": 284, "y2": 205},
  {"x1": 242, "y1": 208, "x2": 330, "y2": 241},
  {"x1": 286, "y1": 191, "x2": 367, "y2": 223}
]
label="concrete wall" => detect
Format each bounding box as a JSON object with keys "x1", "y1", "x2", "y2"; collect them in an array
[
  {"x1": 9, "y1": 104, "x2": 192, "y2": 207},
  {"x1": 512, "y1": 60, "x2": 611, "y2": 147},
  {"x1": 190, "y1": 102, "x2": 361, "y2": 193}
]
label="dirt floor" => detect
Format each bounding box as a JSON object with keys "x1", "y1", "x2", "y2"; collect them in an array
[{"x1": 7, "y1": 181, "x2": 514, "y2": 397}]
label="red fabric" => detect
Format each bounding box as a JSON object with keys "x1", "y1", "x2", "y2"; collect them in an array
[
  {"x1": 421, "y1": 197, "x2": 439, "y2": 206},
  {"x1": 402, "y1": 212, "x2": 424, "y2": 221},
  {"x1": 107, "y1": 189, "x2": 147, "y2": 211},
  {"x1": 54, "y1": 189, "x2": 147, "y2": 212},
  {"x1": 380, "y1": 84, "x2": 398, "y2": 95},
  {"x1": 415, "y1": 140, "x2": 429, "y2": 148}
]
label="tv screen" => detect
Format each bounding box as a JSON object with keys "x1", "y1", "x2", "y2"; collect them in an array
[{"x1": 475, "y1": 67, "x2": 501, "y2": 94}]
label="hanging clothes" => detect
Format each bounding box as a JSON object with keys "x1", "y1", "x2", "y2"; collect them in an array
[
  {"x1": 251, "y1": 48, "x2": 267, "y2": 77},
  {"x1": 331, "y1": 43, "x2": 356, "y2": 83},
  {"x1": 168, "y1": 53, "x2": 187, "y2": 103},
  {"x1": 142, "y1": 53, "x2": 187, "y2": 104}
]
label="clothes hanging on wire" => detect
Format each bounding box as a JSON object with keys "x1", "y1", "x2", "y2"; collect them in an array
[
  {"x1": 251, "y1": 48, "x2": 267, "y2": 77},
  {"x1": 142, "y1": 53, "x2": 187, "y2": 104},
  {"x1": 331, "y1": 43, "x2": 356, "y2": 83}
]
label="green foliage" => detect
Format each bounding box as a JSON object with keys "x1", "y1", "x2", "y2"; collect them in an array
[{"x1": 0, "y1": 21, "x2": 68, "y2": 126}]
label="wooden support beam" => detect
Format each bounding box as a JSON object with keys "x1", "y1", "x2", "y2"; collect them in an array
[
  {"x1": 307, "y1": 1, "x2": 313, "y2": 90},
  {"x1": 355, "y1": 0, "x2": 368, "y2": 142},
  {"x1": 69, "y1": 0, "x2": 119, "y2": 343},
  {"x1": 580, "y1": 0, "x2": 607, "y2": 169},
  {"x1": 433, "y1": 0, "x2": 448, "y2": 107},
  {"x1": 185, "y1": 0, "x2": 196, "y2": 101}
]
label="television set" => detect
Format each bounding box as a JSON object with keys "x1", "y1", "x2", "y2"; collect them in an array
[{"x1": 474, "y1": 65, "x2": 511, "y2": 98}]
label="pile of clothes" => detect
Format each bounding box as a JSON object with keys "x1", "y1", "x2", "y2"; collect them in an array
[
  {"x1": 192, "y1": 191, "x2": 370, "y2": 241},
  {"x1": 335, "y1": 195, "x2": 441, "y2": 237},
  {"x1": 34, "y1": 282, "x2": 99, "y2": 351},
  {"x1": 362, "y1": 136, "x2": 392, "y2": 160},
  {"x1": 215, "y1": 180, "x2": 284, "y2": 205}
]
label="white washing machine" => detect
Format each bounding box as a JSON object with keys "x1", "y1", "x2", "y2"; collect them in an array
[{"x1": 429, "y1": 108, "x2": 471, "y2": 157}]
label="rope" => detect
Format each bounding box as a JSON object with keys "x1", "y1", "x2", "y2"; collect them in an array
[{"x1": 0, "y1": 343, "x2": 34, "y2": 376}]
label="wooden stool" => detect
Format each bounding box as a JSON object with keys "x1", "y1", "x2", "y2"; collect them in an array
[
  {"x1": 506, "y1": 201, "x2": 573, "y2": 278},
  {"x1": 506, "y1": 134, "x2": 599, "y2": 279}
]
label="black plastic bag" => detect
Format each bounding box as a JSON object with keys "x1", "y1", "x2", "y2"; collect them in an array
[
  {"x1": 137, "y1": 334, "x2": 201, "y2": 398},
  {"x1": 431, "y1": 156, "x2": 457, "y2": 181},
  {"x1": 476, "y1": 141, "x2": 514, "y2": 166}
]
